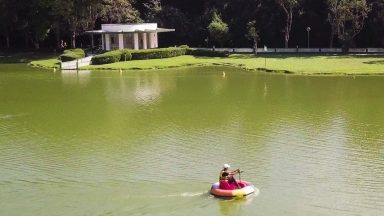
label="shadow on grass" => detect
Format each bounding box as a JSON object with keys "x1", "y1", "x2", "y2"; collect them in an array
[
  {"x1": 324, "y1": 54, "x2": 384, "y2": 59},
  {"x1": 363, "y1": 60, "x2": 384, "y2": 65},
  {"x1": 0, "y1": 52, "x2": 59, "y2": 64},
  {"x1": 229, "y1": 53, "x2": 384, "y2": 60},
  {"x1": 229, "y1": 53, "x2": 344, "y2": 59}
]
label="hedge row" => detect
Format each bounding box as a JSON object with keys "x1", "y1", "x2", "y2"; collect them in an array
[
  {"x1": 130, "y1": 47, "x2": 187, "y2": 60},
  {"x1": 91, "y1": 46, "x2": 229, "y2": 65},
  {"x1": 60, "y1": 49, "x2": 86, "y2": 62},
  {"x1": 91, "y1": 47, "x2": 186, "y2": 65},
  {"x1": 186, "y1": 48, "x2": 230, "y2": 57},
  {"x1": 92, "y1": 50, "x2": 125, "y2": 65}
]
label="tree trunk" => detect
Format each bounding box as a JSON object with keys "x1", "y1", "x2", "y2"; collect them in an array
[
  {"x1": 33, "y1": 41, "x2": 40, "y2": 50},
  {"x1": 283, "y1": 7, "x2": 293, "y2": 48},
  {"x1": 329, "y1": 29, "x2": 334, "y2": 48},
  {"x1": 71, "y1": 31, "x2": 76, "y2": 48},
  {"x1": 285, "y1": 36, "x2": 289, "y2": 48},
  {"x1": 32, "y1": 33, "x2": 40, "y2": 50},
  {"x1": 5, "y1": 31, "x2": 10, "y2": 49},
  {"x1": 254, "y1": 40, "x2": 258, "y2": 55},
  {"x1": 55, "y1": 25, "x2": 61, "y2": 49},
  {"x1": 24, "y1": 33, "x2": 29, "y2": 49}
]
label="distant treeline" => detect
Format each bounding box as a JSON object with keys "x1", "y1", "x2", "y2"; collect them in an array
[{"x1": 0, "y1": 0, "x2": 383, "y2": 51}]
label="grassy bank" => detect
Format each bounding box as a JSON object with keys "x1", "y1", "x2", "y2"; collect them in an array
[
  {"x1": 21, "y1": 53, "x2": 384, "y2": 75},
  {"x1": 83, "y1": 54, "x2": 384, "y2": 75},
  {"x1": 30, "y1": 58, "x2": 60, "y2": 68},
  {"x1": 0, "y1": 52, "x2": 60, "y2": 68}
]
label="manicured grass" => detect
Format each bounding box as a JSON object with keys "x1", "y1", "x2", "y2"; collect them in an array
[
  {"x1": 83, "y1": 54, "x2": 384, "y2": 75},
  {"x1": 30, "y1": 58, "x2": 60, "y2": 69},
  {"x1": 24, "y1": 53, "x2": 384, "y2": 75},
  {"x1": 0, "y1": 52, "x2": 60, "y2": 68}
]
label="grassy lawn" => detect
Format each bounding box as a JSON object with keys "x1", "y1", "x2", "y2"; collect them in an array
[
  {"x1": 18, "y1": 53, "x2": 384, "y2": 75},
  {"x1": 30, "y1": 58, "x2": 60, "y2": 69},
  {"x1": 0, "y1": 52, "x2": 60, "y2": 68},
  {"x1": 83, "y1": 54, "x2": 384, "y2": 75}
]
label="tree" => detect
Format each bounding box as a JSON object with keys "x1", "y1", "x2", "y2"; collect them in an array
[
  {"x1": 367, "y1": 0, "x2": 384, "y2": 46},
  {"x1": 276, "y1": 0, "x2": 300, "y2": 48},
  {"x1": 142, "y1": 0, "x2": 162, "y2": 22},
  {"x1": 101, "y1": 0, "x2": 141, "y2": 23},
  {"x1": 0, "y1": 0, "x2": 17, "y2": 49},
  {"x1": 22, "y1": 0, "x2": 52, "y2": 49},
  {"x1": 208, "y1": 11, "x2": 229, "y2": 47},
  {"x1": 246, "y1": 20, "x2": 259, "y2": 54},
  {"x1": 49, "y1": 0, "x2": 141, "y2": 49},
  {"x1": 327, "y1": 0, "x2": 370, "y2": 51}
]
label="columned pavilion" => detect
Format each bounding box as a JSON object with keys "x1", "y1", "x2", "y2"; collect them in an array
[{"x1": 85, "y1": 23, "x2": 175, "y2": 51}]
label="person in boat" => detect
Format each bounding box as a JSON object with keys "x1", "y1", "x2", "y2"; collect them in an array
[{"x1": 219, "y1": 164, "x2": 241, "y2": 190}]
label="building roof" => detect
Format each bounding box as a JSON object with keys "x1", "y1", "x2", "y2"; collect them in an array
[
  {"x1": 84, "y1": 28, "x2": 175, "y2": 35},
  {"x1": 84, "y1": 23, "x2": 175, "y2": 35}
]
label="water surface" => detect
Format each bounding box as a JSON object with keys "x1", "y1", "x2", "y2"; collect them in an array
[{"x1": 0, "y1": 65, "x2": 383, "y2": 215}]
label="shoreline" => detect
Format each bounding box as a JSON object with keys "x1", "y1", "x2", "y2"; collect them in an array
[
  {"x1": 23, "y1": 53, "x2": 384, "y2": 75},
  {"x1": 76, "y1": 65, "x2": 384, "y2": 76}
]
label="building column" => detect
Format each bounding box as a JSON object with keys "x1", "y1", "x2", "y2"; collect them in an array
[
  {"x1": 101, "y1": 34, "x2": 105, "y2": 50},
  {"x1": 148, "y1": 33, "x2": 155, "y2": 48},
  {"x1": 154, "y1": 33, "x2": 158, "y2": 48},
  {"x1": 147, "y1": 33, "x2": 152, "y2": 49},
  {"x1": 133, "y1": 33, "x2": 139, "y2": 50},
  {"x1": 118, "y1": 33, "x2": 124, "y2": 50},
  {"x1": 142, "y1": 33, "x2": 147, "y2": 49},
  {"x1": 105, "y1": 34, "x2": 111, "y2": 51}
]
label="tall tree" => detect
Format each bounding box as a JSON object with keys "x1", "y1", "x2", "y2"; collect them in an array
[
  {"x1": 246, "y1": 20, "x2": 259, "y2": 54},
  {"x1": 365, "y1": 0, "x2": 384, "y2": 46},
  {"x1": 143, "y1": 0, "x2": 162, "y2": 22},
  {"x1": 49, "y1": 0, "x2": 140, "y2": 48},
  {"x1": 327, "y1": 0, "x2": 370, "y2": 51},
  {"x1": 22, "y1": 0, "x2": 52, "y2": 49},
  {"x1": 0, "y1": 0, "x2": 18, "y2": 49},
  {"x1": 208, "y1": 11, "x2": 229, "y2": 47},
  {"x1": 276, "y1": 0, "x2": 300, "y2": 48},
  {"x1": 101, "y1": 0, "x2": 141, "y2": 23}
]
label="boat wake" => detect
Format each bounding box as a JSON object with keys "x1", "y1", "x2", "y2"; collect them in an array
[{"x1": 163, "y1": 192, "x2": 206, "y2": 198}]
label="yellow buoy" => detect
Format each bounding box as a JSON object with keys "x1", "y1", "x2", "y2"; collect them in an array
[{"x1": 222, "y1": 71, "x2": 226, "y2": 78}]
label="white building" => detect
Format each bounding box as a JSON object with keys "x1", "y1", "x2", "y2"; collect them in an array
[{"x1": 85, "y1": 23, "x2": 175, "y2": 51}]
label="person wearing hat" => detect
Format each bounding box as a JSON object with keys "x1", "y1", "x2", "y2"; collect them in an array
[{"x1": 219, "y1": 164, "x2": 241, "y2": 190}]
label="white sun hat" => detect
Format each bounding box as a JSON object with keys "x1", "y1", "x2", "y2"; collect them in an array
[{"x1": 223, "y1": 164, "x2": 230, "y2": 168}]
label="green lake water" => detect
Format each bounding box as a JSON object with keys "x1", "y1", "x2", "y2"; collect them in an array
[{"x1": 0, "y1": 64, "x2": 383, "y2": 215}]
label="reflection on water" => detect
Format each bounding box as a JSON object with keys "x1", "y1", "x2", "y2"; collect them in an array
[
  {"x1": 61, "y1": 70, "x2": 91, "y2": 86},
  {"x1": 217, "y1": 196, "x2": 254, "y2": 216},
  {"x1": 0, "y1": 66, "x2": 383, "y2": 215}
]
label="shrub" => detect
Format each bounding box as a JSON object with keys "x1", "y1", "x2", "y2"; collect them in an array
[
  {"x1": 91, "y1": 47, "x2": 188, "y2": 65},
  {"x1": 64, "y1": 48, "x2": 85, "y2": 57},
  {"x1": 60, "y1": 53, "x2": 82, "y2": 62},
  {"x1": 130, "y1": 47, "x2": 187, "y2": 60},
  {"x1": 92, "y1": 50, "x2": 122, "y2": 65},
  {"x1": 178, "y1": 45, "x2": 189, "y2": 49},
  {"x1": 186, "y1": 48, "x2": 230, "y2": 57},
  {"x1": 59, "y1": 48, "x2": 85, "y2": 62},
  {"x1": 120, "y1": 49, "x2": 132, "y2": 61}
]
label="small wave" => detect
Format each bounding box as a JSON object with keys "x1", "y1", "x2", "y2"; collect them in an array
[
  {"x1": 179, "y1": 192, "x2": 206, "y2": 197},
  {"x1": 152, "y1": 191, "x2": 207, "y2": 198},
  {"x1": 0, "y1": 113, "x2": 26, "y2": 119}
]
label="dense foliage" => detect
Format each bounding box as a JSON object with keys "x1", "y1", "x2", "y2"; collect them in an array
[
  {"x1": 130, "y1": 47, "x2": 187, "y2": 60},
  {"x1": 91, "y1": 50, "x2": 123, "y2": 65},
  {"x1": 0, "y1": 0, "x2": 381, "y2": 50}
]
